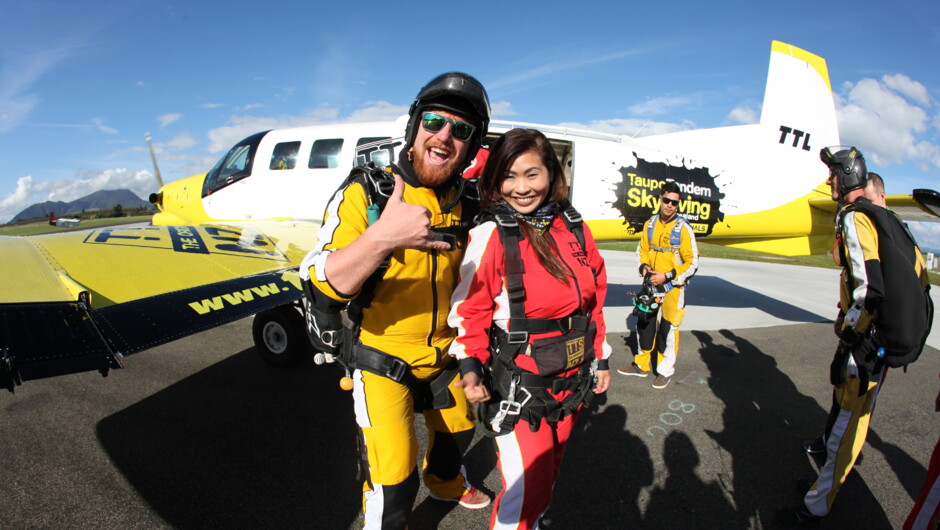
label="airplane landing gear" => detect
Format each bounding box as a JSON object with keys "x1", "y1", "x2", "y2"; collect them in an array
[{"x1": 252, "y1": 305, "x2": 307, "y2": 366}]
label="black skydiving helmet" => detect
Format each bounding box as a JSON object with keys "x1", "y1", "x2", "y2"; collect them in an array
[
  {"x1": 632, "y1": 275, "x2": 667, "y2": 322},
  {"x1": 820, "y1": 145, "x2": 868, "y2": 196},
  {"x1": 403, "y1": 72, "x2": 491, "y2": 168}
]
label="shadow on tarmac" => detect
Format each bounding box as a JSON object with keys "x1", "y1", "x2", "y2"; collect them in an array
[
  {"x1": 610, "y1": 276, "x2": 827, "y2": 324},
  {"x1": 96, "y1": 349, "x2": 363, "y2": 528},
  {"x1": 694, "y1": 329, "x2": 896, "y2": 528},
  {"x1": 542, "y1": 401, "x2": 654, "y2": 528},
  {"x1": 93, "y1": 326, "x2": 928, "y2": 529}
]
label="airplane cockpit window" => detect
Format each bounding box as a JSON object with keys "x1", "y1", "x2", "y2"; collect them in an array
[
  {"x1": 270, "y1": 141, "x2": 301, "y2": 170},
  {"x1": 203, "y1": 130, "x2": 268, "y2": 197},
  {"x1": 309, "y1": 139, "x2": 344, "y2": 169},
  {"x1": 356, "y1": 137, "x2": 400, "y2": 167}
]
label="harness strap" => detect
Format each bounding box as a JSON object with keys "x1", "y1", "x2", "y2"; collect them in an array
[
  {"x1": 508, "y1": 314, "x2": 590, "y2": 335},
  {"x1": 349, "y1": 343, "x2": 458, "y2": 412}
]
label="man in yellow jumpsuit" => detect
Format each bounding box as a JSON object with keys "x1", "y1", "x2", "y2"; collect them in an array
[
  {"x1": 618, "y1": 180, "x2": 699, "y2": 389},
  {"x1": 777, "y1": 147, "x2": 932, "y2": 526},
  {"x1": 300, "y1": 73, "x2": 491, "y2": 528}
]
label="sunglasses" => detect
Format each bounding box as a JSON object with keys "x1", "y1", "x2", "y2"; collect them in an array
[
  {"x1": 661, "y1": 197, "x2": 680, "y2": 206},
  {"x1": 421, "y1": 112, "x2": 475, "y2": 141}
]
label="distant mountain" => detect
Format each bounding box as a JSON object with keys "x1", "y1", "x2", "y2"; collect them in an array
[{"x1": 11, "y1": 189, "x2": 153, "y2": 222}]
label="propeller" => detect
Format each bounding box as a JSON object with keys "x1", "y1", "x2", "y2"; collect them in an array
[{"x1": 145, "y1": 133, "x2": 164, "y2": 188}]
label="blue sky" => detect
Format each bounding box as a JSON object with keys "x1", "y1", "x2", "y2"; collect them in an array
[{"x1": 1, "y1": 0, "x2": 938, "y2": 251}]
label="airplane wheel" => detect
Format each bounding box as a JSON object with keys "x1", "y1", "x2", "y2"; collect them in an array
[{"x1": 252, "y1": 307, "x2": 304, "y2": 366}]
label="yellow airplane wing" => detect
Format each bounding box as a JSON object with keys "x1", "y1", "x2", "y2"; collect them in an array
[{"x1": 0, "y1": 220, "x2": 318, "y2": 390}]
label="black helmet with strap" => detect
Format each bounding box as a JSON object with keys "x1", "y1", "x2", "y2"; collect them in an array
[
  {"x1": 821, "y1": 145, "x2": 868, "y2": 196},
  {"x1": 404, "y1": 72, "x2": 491, "y2": 168}
]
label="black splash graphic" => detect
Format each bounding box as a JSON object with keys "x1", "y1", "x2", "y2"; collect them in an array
[{"x1": 612, "y1": 154, "x2": 726, "y2": 237}]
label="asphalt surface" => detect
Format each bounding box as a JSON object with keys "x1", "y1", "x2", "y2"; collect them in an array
[{"x1": 2, "y1": 254, "x2": 938, "y2": 529}]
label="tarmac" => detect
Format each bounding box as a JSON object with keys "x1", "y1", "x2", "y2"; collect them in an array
[{"x1": 2, "y1": 251, "x2": 938, "y2": 529}]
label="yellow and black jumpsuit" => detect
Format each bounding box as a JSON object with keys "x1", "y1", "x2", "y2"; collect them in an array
[
  {"x1": 803, "y1": 199, "x2": 929, "y2": 517},
  {"x1": 635, "y1": 215, "x2": 698, "y2": 377},
  {"x1": 301, "y1": 170, "x2": 476, "y2": 529}
]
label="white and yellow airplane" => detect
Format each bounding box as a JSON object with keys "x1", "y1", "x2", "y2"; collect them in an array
[{"x1": 1, "y1": 41, "x2": 937, "y2": 391}]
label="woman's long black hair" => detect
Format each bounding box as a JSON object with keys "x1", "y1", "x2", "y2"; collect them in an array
[{"x1": 479, "y1": 128, "x2": 571, "y2": 282}]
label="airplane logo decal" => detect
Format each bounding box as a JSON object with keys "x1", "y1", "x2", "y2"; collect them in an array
[
  {"x1": 188, "y1": 270, "x2": 302, "y2": 315},
  {"x1": 83, "y1": 225, "x2": 290, "y2": 262},
  {"x1": 612, "y1": 153, "x2": 726, "y2": 236},
  {"x1": 778, "y1": 125, "x2": 812, "y2": 151}
]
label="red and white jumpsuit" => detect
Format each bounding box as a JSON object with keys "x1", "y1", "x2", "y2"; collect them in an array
[{"x1": 449, "y1": 214, "x2": 611, "y2": 530}]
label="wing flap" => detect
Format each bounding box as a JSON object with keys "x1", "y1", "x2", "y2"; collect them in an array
[
  {"x1": 1, "y1": 268, "x2": 305, "y2": 390},
  {"x1": 0, "y1": 220, "x2": 319, "y2": 391}
]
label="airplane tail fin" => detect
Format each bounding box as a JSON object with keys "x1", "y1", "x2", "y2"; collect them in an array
[
  {"x1": 49, "y1": 212, "x2": 56, "y2": 226},
  {"x1": 760, "y1": 42, "x2": 838, "y2": 138},
  {"x1": 759, "y1": 41, "x2": 840, "y2": 195}
]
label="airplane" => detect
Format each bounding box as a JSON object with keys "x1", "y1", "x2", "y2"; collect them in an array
[
  {"x1": 1, "y1": 41, "x2": 938, "y2": 392},
  {"x1": 48, "y1": 212, "x2": 81, "y2": 228}
]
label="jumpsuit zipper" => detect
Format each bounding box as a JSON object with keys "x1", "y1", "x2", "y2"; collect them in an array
[{"x1": 429, "y1": 247, "x2": 442, "y2": 364}]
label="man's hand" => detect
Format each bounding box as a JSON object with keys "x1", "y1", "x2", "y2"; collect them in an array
[
  {"x1": 648, "y1": 270, "x2": 667, "y2": 286},
  {"x1": 371, "y1": 173, "x2": 453, "y2": 252},
  {"x1": 454, "y1": 371, "x2": 490, "y2": 403}
]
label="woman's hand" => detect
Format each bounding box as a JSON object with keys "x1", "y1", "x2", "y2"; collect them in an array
[
  {"x1": 593, "y1": 369, "x2": 610, "y2": 394},
  {"x1": 455, "y1": 371, "x2": 491, "y2": 403}
]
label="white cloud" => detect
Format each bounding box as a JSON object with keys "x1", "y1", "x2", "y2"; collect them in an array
[
  {"x1": 199, "y1": 103, "x2": 223, "y2": 109},
  {"x1": 91, "y1": 117, "x2": 118, "y2": 134},
  {"x1": 909, "y1": 221, "x2": 940, "y2": 254},
  {"x1": 0, "y1": 43, "x2": 78, "y2": 133},
  {"x1": 629, "y1": 95, "x2": 692, "y2": 117},
  {"x1": 205, "y1": 103, "x2": 406, "y2": 153},
  {"x1": 554, "y1": 118, "x2": 691, "y2": 137},
  {"x1": 0, "y1": 168, "x2": 158, "y2": 223},
  {"x1": 345, "y1": 101, "x2": 408, "y2": 123},
  {"x1": 836, "y1": 76, "x2": 939, "y2": 172},
  {"x1": 166, "y1": 133, "x2": 198, "y2": 151},
  {"x1": 488, "y1": 48, "x2": 642, "y2": 92},
  {"x1": 882, "y1": 74, "x2": 931, "y2": 106},
  {"x1": 727, "y1": 105, "x2": 759, "y2": 125},
  {"x1": 157, "y1": 113, "x2": 182, "y2": 127},
  {"x1": 490, "y1": 101, "x2": 516, "y2": 118}
]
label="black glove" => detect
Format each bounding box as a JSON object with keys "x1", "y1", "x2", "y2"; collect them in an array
[
  {"x1": 850, "y1": 338, "x2": 881, "y2": 397},
  {"x1": 839, "y1": 326, "x2": 862, "y2": 347},
  {"x1": 830, "y1": 344, "x2": 850, "y2": 386}
]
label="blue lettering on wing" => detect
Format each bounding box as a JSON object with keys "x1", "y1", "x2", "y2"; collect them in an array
[{"x1": 170, "y1": 226, "x2": 209, "y2": 254}]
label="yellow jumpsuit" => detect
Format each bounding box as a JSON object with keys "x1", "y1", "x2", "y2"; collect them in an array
[
  {"x1": 634, "y1": 215, "x2": 698, "y2": 377},
  {"x1": 302, "y1": 175, "x2": 476, "y2": 529},
  {"x1": 804, "y1": 203, "x2": 929, "y2": 517}
]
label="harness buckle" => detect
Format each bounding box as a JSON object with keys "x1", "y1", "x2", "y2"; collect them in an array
[
  {"x1": 497, "y1": 386, "x2": 532, "y2": 416},
  {"x1": 563, "y1": 207, "x2": 582, "y2": 224},
  {"x1": 507, "y1": 331, "x2": 529, "y2": 344},
  {"x1": 494, "y1": 214, "x2": 516, "y2": 228},
  {"x1": 490, "y1": 374, "x2": 532, "y2": 432},
  {"x1": 384, "y1": 357, "x2": 409, "y2": 383}
]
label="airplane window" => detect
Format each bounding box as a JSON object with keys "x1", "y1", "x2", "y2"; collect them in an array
[
  {"x1": 203, "y1": 130, "x2": 268, "y2": 196},
  {"x1": 270, "y1": 141, "x2": 301, "y2": 170},
  {"x1": 309, "y1": 139, "x2": 344, "y2": 169}
]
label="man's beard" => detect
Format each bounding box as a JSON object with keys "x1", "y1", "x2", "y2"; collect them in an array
[{"x1": 412, "y1": 147, "x2": 463, "y2": 187}]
